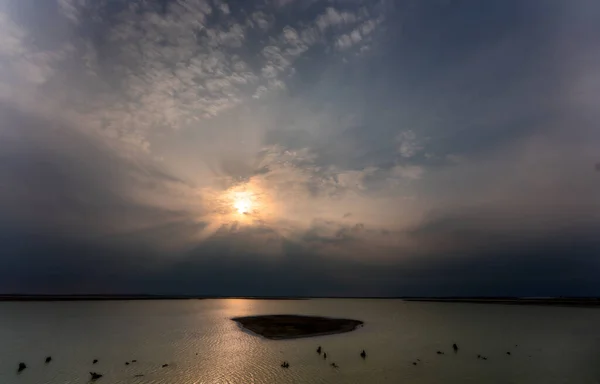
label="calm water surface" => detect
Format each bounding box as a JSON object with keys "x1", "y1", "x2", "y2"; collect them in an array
[{"x1": 1, "y1": 299, "x2": 600, "y2": 384}]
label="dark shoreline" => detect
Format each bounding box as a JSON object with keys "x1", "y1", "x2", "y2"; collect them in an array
[
  {"x1": 0, "y1": 295, "x2": 310, "y2": 302},
  {"x1": 1, "y1": 295, "x2": 599, "y2": 307},
  {"x1": 232, "y1": 315, "x2": 364, "y2": 340},
  {"x1": 402, "y1": 297, "x2": 600, "y2": 308},
  {"x1": 0, "y1": 295, "x2": 196, "y2": 301}
]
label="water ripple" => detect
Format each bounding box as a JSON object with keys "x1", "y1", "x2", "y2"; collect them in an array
[{"x1": 2, "y1": 300, "x2": 600, "y2": 384}]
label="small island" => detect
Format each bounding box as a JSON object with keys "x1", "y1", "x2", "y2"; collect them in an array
[{"x1": 232, "y1": 315, "x2": 364, "y2": 340}]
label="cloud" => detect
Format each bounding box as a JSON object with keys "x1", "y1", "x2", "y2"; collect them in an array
[
  {"x1": 273, "y1": 0, "x2": 295, "y2": 7},
  {"x1": 336, "y1": 34, "x2": 354, "y2": 50},
  {"x1": 0, "y1": 102, "x2": 202, "y2": 250},
  {"x1": 360, "y1": 18, "x2": 379, "y2": 36},
  {"x1": 1, "y1": 0, "x2": 387, "y2": 155},
  {"x1": 249, "y1": 11, "x2": 273, "y2": 31},
  {"x1": 185, "y1": 143, "x2": 428, "y2": 257},
  {"x1": 57, "y1": 0, "x2": 84, "y2": 24},
  {"x1": 2, "y1": 0, "x2": 600, "y2": 296},
  {"x1": 0, "y1": 13, "x2": 73, "y2": 88},
  {"x1": 396, "y1": 130, "x2": 423, "y2": 158},
  {"x1": 334, "y1": 18, "x2": 383, "y2": 50},
  {"x1": 390, "y1": 165, "x2": 424, "y2": 180},
  {"x1": 217, "y1": 1, "x2": 230, "y2": 14},
  {"x1": 316, "y1": 7, "x2": 357, "y2": 31}
]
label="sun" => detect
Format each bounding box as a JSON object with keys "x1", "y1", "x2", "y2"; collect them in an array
[{"x1": 233, "y1": 194, "x2": 252, "y2": 215}]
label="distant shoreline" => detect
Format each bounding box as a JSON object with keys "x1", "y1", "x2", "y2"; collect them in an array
[
  {"x1": 1, "y1": 295, "x2": 599, "y2": 307},
  {"x1": 0, "y1": 295, "x2": 310, "y2": 301},
  {"x1": 402, "y1": 297, "x2": 600, "y2": 307}
]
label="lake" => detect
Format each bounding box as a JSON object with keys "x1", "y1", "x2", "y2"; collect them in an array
[{"x1": 1, "y1": 299, "x2": 600, "y2": 384}]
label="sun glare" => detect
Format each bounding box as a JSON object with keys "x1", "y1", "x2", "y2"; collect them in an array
[
  {"x1": 195, "y1": 180, "x2": 289, "y2": 243},
  {"x1": 234, "y1": 194, "x2": 252, "y2": 215}
]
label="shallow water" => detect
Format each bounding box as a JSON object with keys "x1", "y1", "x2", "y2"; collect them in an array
[{"x1": 1, "y1": 299, "x2": 600, "y2": 384}]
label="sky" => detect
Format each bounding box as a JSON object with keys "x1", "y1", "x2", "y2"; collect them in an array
[{"x1": 0, "y1": 0, "x2": 599, "y2": 297}]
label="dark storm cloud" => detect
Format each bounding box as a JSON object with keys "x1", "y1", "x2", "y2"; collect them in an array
[
  {"x1": 6, "y1": 223, "x2": 599, "y2": 297},
  {"x1": 1, "y1": 0, "x2": 600, "y2": 295},
  {"x1": 395, "y1": 230, "x2": 600, "y2": 297},
  {"x1": 0, "y1": 103, "x2": 202, "y2": 246}
]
